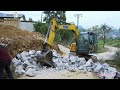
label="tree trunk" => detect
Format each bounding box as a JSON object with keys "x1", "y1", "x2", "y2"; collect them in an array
[{"x1": 103, "y1": 29, "x2": 105, "y2": 48}]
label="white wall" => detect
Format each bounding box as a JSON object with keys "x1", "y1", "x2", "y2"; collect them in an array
[{"x1": 20, "y1": 22, "x2": 35, "y2": 32}]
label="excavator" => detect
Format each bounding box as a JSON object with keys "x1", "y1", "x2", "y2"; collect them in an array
[{"x1": 37, "y1": 18, "x2": 98, "y2": 67}]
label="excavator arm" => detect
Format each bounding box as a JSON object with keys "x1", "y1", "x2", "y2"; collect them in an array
[
  {"x1": 39, "y1": 18, "x2": 79, "y2": 67},
  {"x1": 47, "y1": 18, "x2": 79, "y2": 49}
]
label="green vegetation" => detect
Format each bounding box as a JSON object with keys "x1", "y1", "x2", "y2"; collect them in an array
[
  {"x1": 97, "y1": 40, "x2": 106, "y2": 53},
  {"x1": 106, "y1": 38, "x2": 120, "y2": 48}
]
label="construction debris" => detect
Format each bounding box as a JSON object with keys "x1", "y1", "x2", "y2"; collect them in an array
[{"x1": 12, "y1": 49, "x2": 120, "y2": 79}]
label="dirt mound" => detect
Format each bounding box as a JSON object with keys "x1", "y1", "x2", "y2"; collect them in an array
[{"x1": 0, "y1": 24, "x2": 61, "y2": 58}]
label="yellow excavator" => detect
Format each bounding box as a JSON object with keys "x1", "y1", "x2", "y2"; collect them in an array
[{"x1": 38, "y1": 18, "x2": 98, "y2": 67}]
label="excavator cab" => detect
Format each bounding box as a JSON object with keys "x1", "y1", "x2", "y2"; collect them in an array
[{"x1": 76, "y1": 32, "x2": 97, "y2": 55}]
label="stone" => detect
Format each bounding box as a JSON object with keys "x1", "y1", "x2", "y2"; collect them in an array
[
  {"x1": 85, "y1": 59, "x2": 94, "y2": 67},
  {"x1": 78, "y1": 65, "x2": 84, "y2": 70},
  {"x1": 116, "y1": 72, "x2": 120, "y2": 78},
  {"x1": 25, "y1": 68, "x2": 37, "y2": 77},
  {"x1": 91, "y1": 56, "x2": 97, "y2": 62},
  {"x1": 12, "y1": 59, "x2": 22, "y2": 67},
  {"x1": 35, "y1": 51, "x2": 41, "y2": 56},
  {"x1": 16, "y1": 54, "x2": 22, "y2": 59},
  {"x1": 29, "y1": 50, "x2": 36, "y2": 55},
  {"x1": 93, "y1": 64, "x2": 103, "y2": 73},
  {"x1": 25, "y1": 65, "x2": 40, "y2": 71},
  {"x1": 21, "y1": 51, "x2": 29, "y2": 58},
  {"x1": 79, "y1": 58, "x2": 86, "y2": 65},
  {"x1": 102, "y1": 63, "x2": 110, "y2": 70},
  {"x1": 21, "y1": 57, "x2": 31, "y2": 62},
  {"x1": 68, "y1": 67, "x2": 76, "y2": 72},
  {"x1": 12, "y1": 58, "x2": 18, "y2": 64},
  {"x1": 23, "y1": 60, "x2": 32, "y2": 68},
  {"x1": 15, "y1": 65, "x2": 25, "y2": 75}
]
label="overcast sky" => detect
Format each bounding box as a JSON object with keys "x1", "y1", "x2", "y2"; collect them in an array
[{"x1": 0, "y1": 11, "x2": 120, "y2": 29}]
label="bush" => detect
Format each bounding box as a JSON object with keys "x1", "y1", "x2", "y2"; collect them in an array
[{"x1": 113, "y1": 50, "x2": 120, "y2": 67}]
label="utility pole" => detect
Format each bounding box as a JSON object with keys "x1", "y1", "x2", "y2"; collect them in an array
[
  {"x1": 74, "y1": 14, "x2": 82, "y2": 27},
  {"x1": 41, "y1": 12, "x2": 43, "y2": 23}
]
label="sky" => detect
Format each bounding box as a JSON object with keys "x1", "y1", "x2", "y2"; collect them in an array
[{"x1": 0, "y1": 11, "x2": 120, "y2": 29}]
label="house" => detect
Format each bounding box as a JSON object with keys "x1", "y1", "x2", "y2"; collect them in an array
[
  {"x1": 0, "y1": 12, "x2": 26, "y2": 21},
  {"x1": 20, "y1": 21, "x2": 36, "y2": 32},
  {"x1": 0, "y1": 12, "x2": 35, "y2": 32}
]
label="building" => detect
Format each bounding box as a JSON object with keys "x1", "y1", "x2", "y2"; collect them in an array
[
  {"x1": 20, "y1": 21, "x2": 36, "y2": 32},
  {"x1": 0, "y1": 12, "x2": 35, "y2": 32}
]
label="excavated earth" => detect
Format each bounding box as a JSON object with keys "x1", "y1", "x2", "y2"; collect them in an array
[{"x1": 0, "y1": 24, "x2": 61, "y2": 59}]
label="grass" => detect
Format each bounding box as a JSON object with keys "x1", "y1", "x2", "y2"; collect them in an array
[
  {"x1": 97, "y1": 40, "x2": 106, "y2": 53},
  {"x1": 106, "y1": 38, "x2": 120, "y2": 48}
]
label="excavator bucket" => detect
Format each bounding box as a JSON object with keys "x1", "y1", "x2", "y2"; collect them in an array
[{"x1": 37, "y1": 50, "x2": 57, "y2": 68}]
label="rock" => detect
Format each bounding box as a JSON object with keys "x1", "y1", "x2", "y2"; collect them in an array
[
  {"x1": 16, "y1": 54, "x2": 22, "y2": 59},
  {"x1": 93, "y1": 63, "x2": 103, "y2": 73},
  {"x1": 21, "y1": 57, "x2": 31, "y2": 62},
  {"x1": 32, "y1": 61, "x2": 37, "y2": 66},
  {"x1": 92, "y1": 62, "x2": 101, "y2": 69},
  {"x1": 53, "y1": 50, "x2": 58, "y2": 57},
  {"x1": 23, "y1": 60, "x2": 32, "y2": 68},
  {"x1": 85, "y1": 59, "x2": 94, "y2": 67},
  {"x1": 30, "y1": 55, "x2": 36, "y2": 58},
  {"x1": 32, "y1": 57, "x2": 37, "y2": 62},
  {"x1": 29, "y1": 50, "x2": 36, "y2": 55},
  {"x1": 83, "y1": 66, "x2": 87, "y2": 73},
  {"x1": 116, "y1": 72, "x2": 120, "y2": 78},
  {"x1": 25, "y1": 68, "x2": 37, "y2": 77},
  {"x1": 35, "y1": 51, "x2": 41, "y2": 55},
  {"x1": 103, "y1": 70, "x2": 115, "y2": 79},
  {"x1": 87, "y1": 67, "x2": 93, "y2": 72},
  {"x1": 15, "y1": 65, "x2": 25, "y2": 75},
  {"x1": 79, "y1": 58, "x2": 86, "y2": 65},
  {"x1": 12, "y1": 58, "x2": 18, "y2": 64},
  {"x1": 78, "y1": 65, "x2": 84, "y2": 70},
  {"x1": 108, "y1": 67, "x2": 117, "y2": 73},
  {"x1": 21, "y1": 51, "x2": 29, "y2": 59},
  {"x1": 26, "y1": 65, "x2": 40, "y2": 71},
  {"x1": 68, "y1": 67, "x2": 76, "y2": 72},
  {"x1": 91, "y1": 56, "x2": 97, "y2": 62},
  {"x1": 12, "y1": 59, "x2": 22, "y2": 67},
  {"x1": 98, "y1": 67, "x2": 117, "y2": 79},
  {"x1": 102, "y1": 63, "x2": 110, "y2": 70}
]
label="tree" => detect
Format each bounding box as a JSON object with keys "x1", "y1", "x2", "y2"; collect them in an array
[
  {"x1": 28, "y1": 18, "x2": 33, "y2": 21},
  {"x1": 33, "y1": 21, "x2": 48, "y2": 35},
  {"x1": 100, "y1": 24, "x2": 112, "y2": 48},
  {"x1": 43, "y1": 11, "x2": 74, "y2": 45},
  {"x1": 43, "y1": 11, "x2": 66, "y2": 23}
]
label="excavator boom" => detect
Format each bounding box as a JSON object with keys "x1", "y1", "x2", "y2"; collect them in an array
[{"x1": 38, "y1": 18, "x2": 97, "y2": 67}]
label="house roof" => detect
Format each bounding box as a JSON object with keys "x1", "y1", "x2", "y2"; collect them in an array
[{"x1": 0, "y1": 12, "x2": 26, "y2": 21}]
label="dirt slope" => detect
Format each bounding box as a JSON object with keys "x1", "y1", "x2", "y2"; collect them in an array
[{"x1": 0, "y1": 24, "x2": 61, "y2": 58}]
